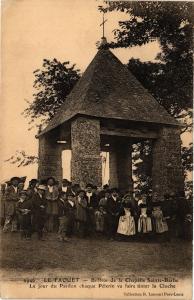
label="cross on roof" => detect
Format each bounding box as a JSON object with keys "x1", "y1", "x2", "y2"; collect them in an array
[{"x1": 100, "y1": 12, "x2": 107, "y2": 38}]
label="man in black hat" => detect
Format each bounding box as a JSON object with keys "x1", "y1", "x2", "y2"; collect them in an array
[
  {"x1": 106, "y1": 188, "x2": 121, "y2": 240},
  {"x1": 3, "y1": 177, "x2": 20, "y2": 232},
  {"x1": 61, "y1": 179, "x2": 72, "y2": 194},
  {"x1": 71, "y1": 183, "x2": 80, "y2": 196},
  {"x1": 16, "y1": 190, "x2": 33, "y2": 240},
  {"x1": 31, "y1": 185, "x2": 47, "y2": 240},
  {"x1": 98, "y1": 184, "x2": 110, "y2": 200},
  {"x1": 85, "y1": 183, "x2": 99, "y2": 236}
]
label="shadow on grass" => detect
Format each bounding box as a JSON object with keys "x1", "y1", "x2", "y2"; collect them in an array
[{"x1": 1, "y1": 232, "x2": 192, "y2": 277}]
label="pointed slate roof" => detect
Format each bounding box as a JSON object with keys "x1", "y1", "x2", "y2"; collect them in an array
[{"x1": 38, "y1": 48, "x2": 178, "y2": 136}]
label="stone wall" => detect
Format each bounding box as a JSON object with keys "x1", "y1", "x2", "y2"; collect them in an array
[
  {"x1": 71, "y1": 117, "x2": 102, "y2": 188},
  {"x1": 38, "y1": 133, "x2": 63, "y2": 182},
  {"x1": 152, "y1": 126, "x2": 184, "y2": 200}
]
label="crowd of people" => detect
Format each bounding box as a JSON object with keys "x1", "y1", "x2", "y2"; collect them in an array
[{"x1": 0, "y1": 176, "x2": 192, "y2": 242}]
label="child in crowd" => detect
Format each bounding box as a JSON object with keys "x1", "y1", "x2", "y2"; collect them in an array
[
  {"x1": 58, "y1": 192, "x2": 76, "y2": 242},
  {"x1": 4, "y1": 175, "x2": 191, "y2": 244},
  {"x1": 138, "y1": 203, "x2": 152, "y2": 238},
  {"x1": 95, "y1": 204, "x2": 107, "y2": 233},
  {"x1": 16, "y1": 190, "x2": 32, "y2": 240},
  {"x1": 95, "y1": 190, "x2": 110, "y2": 234}
]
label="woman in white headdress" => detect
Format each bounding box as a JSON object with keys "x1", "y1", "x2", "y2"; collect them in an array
[{"x1": 117, "y1": 202, "x2": 136, "y2": 240}]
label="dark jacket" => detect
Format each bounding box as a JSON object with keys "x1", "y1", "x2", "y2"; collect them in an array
[
  {"x1": 16, "y1": 198, "x2": 33, "y2": 215},
  {"x1": 106, "y1": 197, "x2": 121, "y2": 216},
  {"x1": 58, "y1": 199, "x2": 76, "y2": 217},
  {"x1": 32, "y1": 192, "x2": 47, "y2": 216},
  {"x1": 26, "y1": 187, "x2": 36, "y2": 199},
  {"x1": 86, "y1": 193, "x2": 99, "y2": 209}
]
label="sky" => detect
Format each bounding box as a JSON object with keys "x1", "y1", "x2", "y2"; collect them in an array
[{"x1": 1, "y1": 0, "x2": 191, "y2": 184}]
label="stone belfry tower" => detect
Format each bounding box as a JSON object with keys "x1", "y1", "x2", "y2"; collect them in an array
[{"x1": 37, "y1": 35, "x2": 184, "y2": 197}]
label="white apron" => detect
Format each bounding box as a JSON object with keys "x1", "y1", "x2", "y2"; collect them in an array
[{"x1": 117, "y1": 209, "x2": 136, "y2": 236}]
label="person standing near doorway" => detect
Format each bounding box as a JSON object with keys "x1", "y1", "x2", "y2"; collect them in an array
[
  {"x1": 106, "y1": 188, "x2": 121, "y2": 240},
  {"x1": 85, "y1": 183, "x2": 99, "y2": 236},
  {"x1": 61, "y1": 179, "x2": 72, "y2": 194},
  {"x1": 31, "y1": 185, "x2": 47, "y2": 240}
]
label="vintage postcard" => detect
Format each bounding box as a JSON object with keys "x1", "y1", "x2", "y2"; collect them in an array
[{"x1": 0, "y1": 0, "x2": 193, "y2": 299}]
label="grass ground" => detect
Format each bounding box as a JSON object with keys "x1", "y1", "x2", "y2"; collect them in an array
[{"x1": 0, "y1": 231, "x2": 192, "y2": 280}]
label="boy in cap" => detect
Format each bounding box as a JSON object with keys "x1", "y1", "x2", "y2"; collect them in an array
[
  {"x1": 3, "y1": 177, "x2": 20, "y2": 232},
  {"x1": 31, "y1": 184, "x2": 47, "y2": 240},
  {"x1": 16, "y1": 190, "x2": 32, "y2": 239}
]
